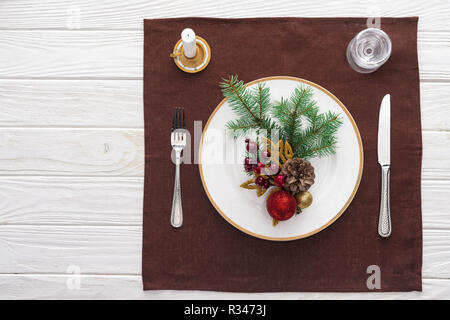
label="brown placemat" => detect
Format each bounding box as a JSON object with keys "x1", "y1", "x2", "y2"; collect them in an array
[{"x1": 143, "y1": 17, "x2": 422, "y2": 292}]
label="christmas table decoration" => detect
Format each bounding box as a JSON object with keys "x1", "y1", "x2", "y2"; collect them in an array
[
  {"x1": 222, "y1": 76, "x2": 343, "y2": 225},
  {"x1": 143, "y1": 17, "x2": 422, "y2": 293}
]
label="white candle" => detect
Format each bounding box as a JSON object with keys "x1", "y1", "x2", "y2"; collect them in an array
[{"x1": 181, "y1": 28, "x2": 197, "y2": 58}]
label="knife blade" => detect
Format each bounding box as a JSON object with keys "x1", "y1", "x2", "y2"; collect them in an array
[
  {"x1": 377, "y1": 94, "x2": 391, "y2": 237},
  {"x1": 378, "y1": 94, "x2": 391, "y2": 166}
]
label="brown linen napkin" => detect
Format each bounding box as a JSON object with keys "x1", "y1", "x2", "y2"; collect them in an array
[{"x1": 143, "y1": 17, "x2": 422, "y2": 292}]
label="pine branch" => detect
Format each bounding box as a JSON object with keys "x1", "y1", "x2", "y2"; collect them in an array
[
  {"x1": 220, "y1": 76, "x2": 259, "y2": 122},
  {"x1": 225, "y1": 118, "x2": 258, "y2": 138},
  {"x1": 251, "y1": 82, "x2": 271, "y2": 120},
  {"x1": 260, "y1": 115, "x2": 281, "y2": 138},
  {"x1": 294, "y1": 111, "x2": 343, "y2": 159},
  {"x1": 222, "y1": 76, "x2": 279, "y2": 138},
  {"x1": 296, "y1": 111, "x2": 342, "y2": 149},
  {"x1": 271, "y1": 86, "x2": 319, "y2": 148},
  {"x1": 221, "y1": 76, "x2": 343, "y2": 160},
  {"x1": 298, "y1": 135, "x2": 339, "y2": 159}
]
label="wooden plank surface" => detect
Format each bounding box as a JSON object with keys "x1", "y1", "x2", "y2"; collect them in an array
[
  {"x1": 0, "y1": 80, "x2": 143, "y2": 128},
  {"x1": 0, "y1": 225, "x2": 142, "y2": 274},
  {"x1": 0, "y1": 31, "x2": 141, "y2": 79},
  {"x1": 422, "y1": 132, "x2": 450, "y2": 180},
  {"x1": 0, "y1": 30, "x2": 449, "y2": 80},
  {"x1": 418, "y1": 31, "x2": 450, "y2": 81},
  {"x1": 0, "y1": 275, "x2": 449, "y2": 299},
  {"x1": 0, "y1": 0, "x2": 449, "y2": 30},
  {"x1": 0, "y1": 129, "x2": 144, "y2": 176},
  {"x1": 0, "y1": 177, "x2": 143, "y2": 226},
  {"x1": 420, "y1": 82, "x2": 450, "y2": 131}
]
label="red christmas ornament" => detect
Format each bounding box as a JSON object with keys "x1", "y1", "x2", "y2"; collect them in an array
[
  {"x1": 266, "y1": 190, "x2": 297, "y2": 221},
  {"x1": 274, "y1": 174, "x2": 286, "y2": 187}
]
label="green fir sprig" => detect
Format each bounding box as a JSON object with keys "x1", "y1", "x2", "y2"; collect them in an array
[
  {"x1": 221, "y1": 75, "x2": 343, "y2": 160},
  {"x1": 220, "y1": 75, "x2": 279, "y2": 138},
  {"x1": 294, "y1": 110, "x2": 342, "y2": 158}
]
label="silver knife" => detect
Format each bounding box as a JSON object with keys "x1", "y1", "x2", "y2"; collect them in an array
[{"x1": 377, "y1": 94, "x2": 392, "y2": 237}]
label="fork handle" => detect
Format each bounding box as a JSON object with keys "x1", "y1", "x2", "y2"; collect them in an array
[
  {"x1": 378, "y1": 165, "x2": 391, "y2": 237},
  {"x1": 171, "y1": 150, "x2": 183, "y2": 228}
]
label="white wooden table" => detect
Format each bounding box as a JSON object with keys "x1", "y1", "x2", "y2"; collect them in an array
[{"x1": 0, "y1": 0, "x2": 449, "y2": 300}]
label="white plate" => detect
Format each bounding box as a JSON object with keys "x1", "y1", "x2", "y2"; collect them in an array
[{"x1": 199, "y1": 76, "x2": 363, "y2": 241}]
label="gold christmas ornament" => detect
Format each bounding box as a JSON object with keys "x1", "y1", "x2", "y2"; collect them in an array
[{"x1": 296, "y1": 191, "x2": 313, "y2": 209}]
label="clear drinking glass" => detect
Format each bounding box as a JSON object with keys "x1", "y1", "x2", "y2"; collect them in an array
[{"x1": 346, "y1": 28, "x2": 392, "y2": 73}]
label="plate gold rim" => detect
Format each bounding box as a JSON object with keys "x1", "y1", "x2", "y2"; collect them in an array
[{"x1": 198, "y1": 76, "x2": 364, "y2": 241}]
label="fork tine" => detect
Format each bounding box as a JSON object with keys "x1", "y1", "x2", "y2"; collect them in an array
[{"x1": 182, "y1": 108, "x2": 186, "y2": 129}]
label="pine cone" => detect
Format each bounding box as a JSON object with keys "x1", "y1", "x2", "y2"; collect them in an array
[{"x1": 280, "y1": 158, "x2": 315, "y2": 194}]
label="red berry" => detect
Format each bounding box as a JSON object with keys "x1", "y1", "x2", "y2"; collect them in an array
[
  {"x1": 253, "y1": 166, "x2": 262, "y2": 175},
  {"x1": 266, "y1": 190, "x2": 297, "y2": 221},
  {"x1": 274, "y1": 174, "x2": 286, "y2": 187},
  {"x1": 245, "y1": 138, "x2": 250, "y2": 143},
  {"x1": 262, "y1": 179, "x2": 271, "y2": 189},
  {"x1": 255, "y1": 176, "x2": 265, "y2": 186},
  {"x1": 244, "y1": 164, "x2": 253, "y2": 172}
]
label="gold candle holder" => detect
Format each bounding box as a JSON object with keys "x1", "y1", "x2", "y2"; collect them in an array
[{"x1": 170, "y1": 36, "x2": 211, "y2": 73}]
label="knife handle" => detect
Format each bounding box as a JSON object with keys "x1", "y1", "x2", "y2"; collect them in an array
[{"x1": 378, "y1": 165, "x2": 392, "y2": 237}]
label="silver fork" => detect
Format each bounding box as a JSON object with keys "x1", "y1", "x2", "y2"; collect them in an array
[{"x1": 170, "y1": 107, "x2": 186, "y2": 228}]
